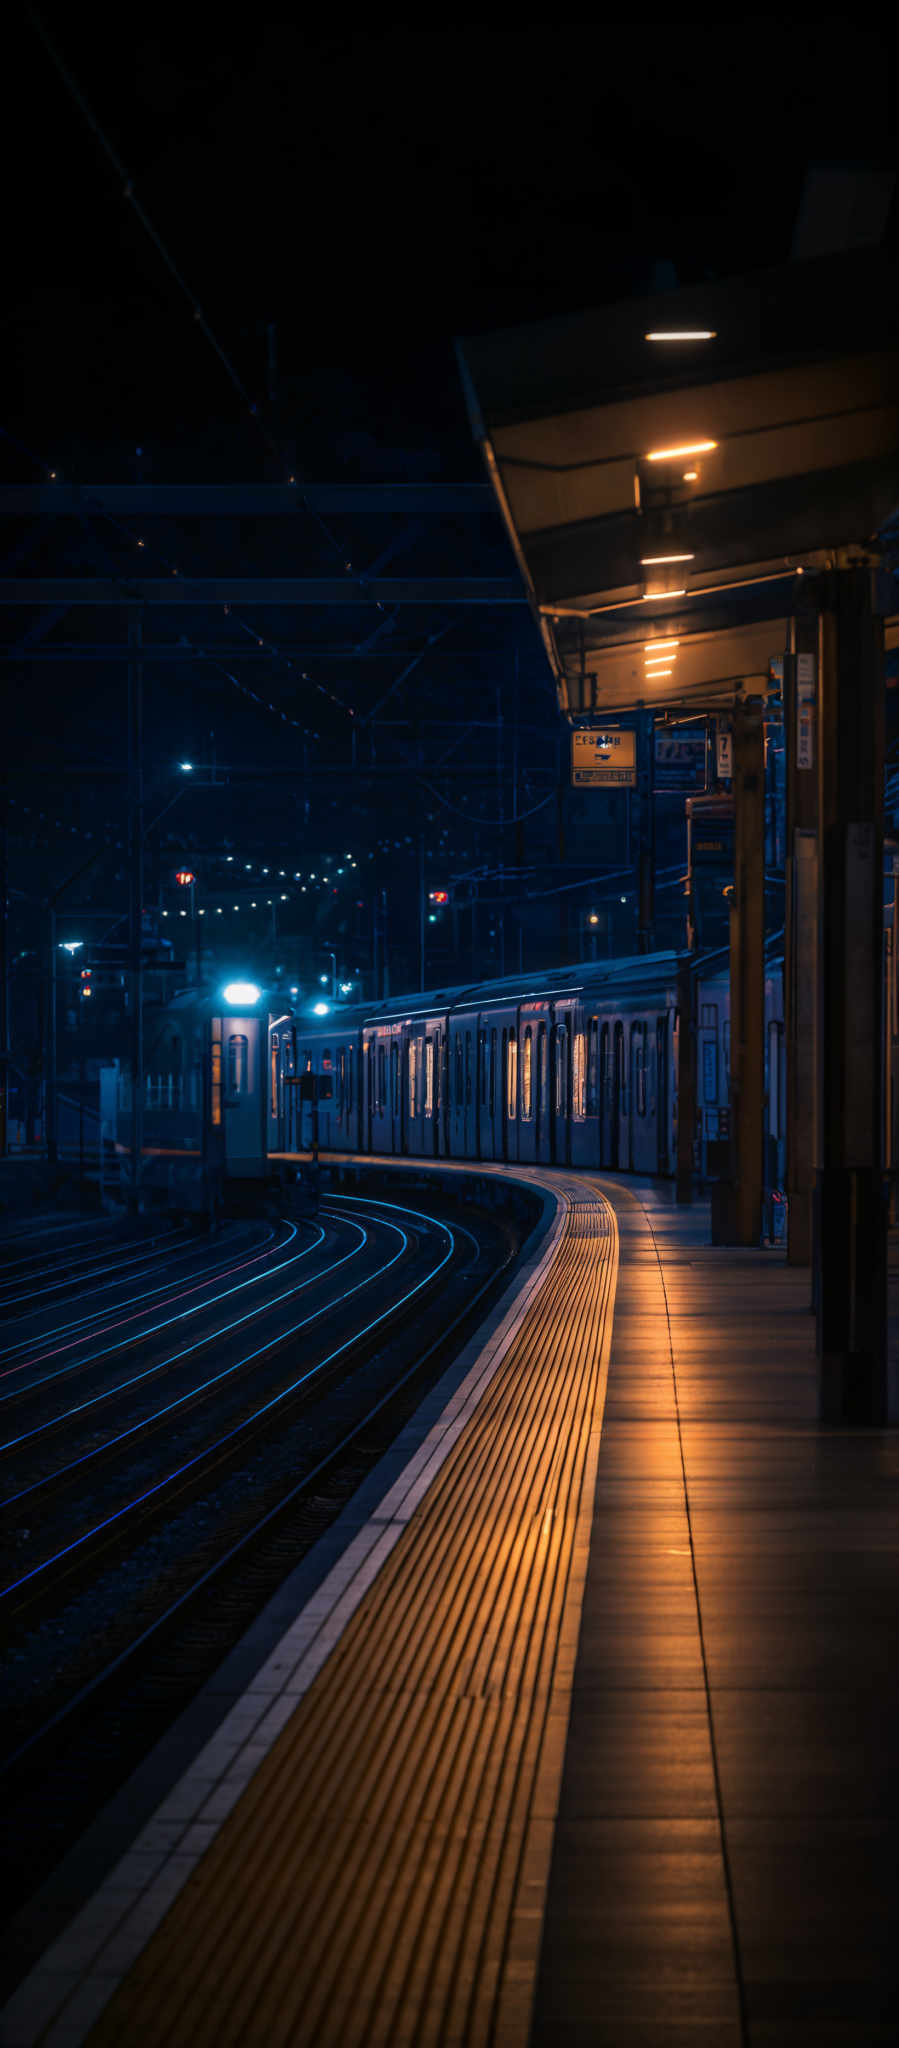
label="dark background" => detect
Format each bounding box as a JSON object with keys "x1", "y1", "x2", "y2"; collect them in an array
[
  {"x1": 2, "y1": 13, "x2": 897, "y2": 1070},
  {"x1": 5, "y1": 15, "x2": 897, "y2": 477}
]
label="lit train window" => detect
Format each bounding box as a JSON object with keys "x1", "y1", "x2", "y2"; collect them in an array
[
  {"x1": 615, "y1": 1023, "x2": 626, "y2": 1115},
  {"x1": 556, "y1": 1025, "x2": 567, "y2": 1116},
  {"x1": 633, "y1": 1023, "x2": 647, "y2": 1116},
  {"x1": 228, "y1": 1033, "x2": 248, "y2": 1097},
  {"x1": 573, "y1": 1031, "x2": 586, "y2": 1118},
  {"x1": 507, "y1": 1029, "x2": 517, "y2": 1120},
  {"x1": 409, "y1": 1038, "x2": 418, "y2": 1118},
  {"x1": 270, "y1": 1033, "x2": 279, "y2": 1117},
  {"x1": 537, "y1": 1024, "x2": 546, "y2": 1116},
  {"x1": 522, "y1": 1027, "x2": 533, "y2": 1119},
  {"x1": 425, "y1": 1038, "x2": 434, "y2": 1117},
  {"x1": 211, "y1": 1031, "x2": 222, "y2": 1128},
  {"x1": 588, "y1": 1017, "x2": 599, "y2": 1116},
  {"x1": 377, "y1": 1043, "x2": 386, "y2": 1112}
]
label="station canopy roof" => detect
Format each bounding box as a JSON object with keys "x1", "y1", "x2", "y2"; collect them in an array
[{"x1": 457, "y1": 247, "x2": 899, "y2": 716}]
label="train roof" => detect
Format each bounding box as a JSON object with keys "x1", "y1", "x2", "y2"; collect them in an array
[
  {"x1": 289, "y1": 934, "x2": 785, "y2": 1034},
  {"x1": 353, "y1": 951, "x2": 689, "y2": 1026}
]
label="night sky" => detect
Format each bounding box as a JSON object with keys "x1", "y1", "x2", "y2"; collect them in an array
[
  {"x1": 7, "y1": 16, "x2": 896, "y2": 475},
  {"x1": 3, "y1": 14, "x2": 898, "y2": 983}
]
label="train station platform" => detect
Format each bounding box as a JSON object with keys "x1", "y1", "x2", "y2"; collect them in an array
[{"x1": 2, "y1": 1168, "x2": 898, "y2": 2046}]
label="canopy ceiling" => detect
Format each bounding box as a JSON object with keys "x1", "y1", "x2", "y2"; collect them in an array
[{"x1": 457, "y1": 248, "x2": 899, "y2": 715}]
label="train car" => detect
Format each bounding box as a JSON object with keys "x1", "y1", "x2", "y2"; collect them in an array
[
  {"x1": 111, "y1": 982, "x2": 271, "y2": 1216},
  {"x1": 274, "y1": 950, "x2": 765, "y2": 1187},
  {"x1": 273, "y1": 946, "x2": 789, "y2": 1205},
  {"x1": 113, "y1": 948, "x2": 792, "y2": 1219}
]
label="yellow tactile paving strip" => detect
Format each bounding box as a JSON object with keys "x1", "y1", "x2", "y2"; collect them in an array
[{"x1": 91, "y1": 1180, "x2": 618, "y2": 2048}]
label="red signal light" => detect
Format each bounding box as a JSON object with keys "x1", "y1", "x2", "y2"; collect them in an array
[
  {"x1": 429, "y1": 890, "x2": 449, "y2": 905},
  {"x1": 175, "y1": 869, "x2": 196, "y2": 887}
]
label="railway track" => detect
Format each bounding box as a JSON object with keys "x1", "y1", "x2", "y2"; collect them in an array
[{"x1": 0, "y1": 1183, "x2": 532, "y2": 1954}]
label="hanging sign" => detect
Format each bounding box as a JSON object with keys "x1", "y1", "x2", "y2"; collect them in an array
[
  {"x1": 796, "y1": 651, "x2": 815, "y2": 770},
  {"x1": 654, "y1": 727, "x2": 706, "y2": 789},
  {"x1": 571, "y1": 727, "x2": 636, "y2": 787}
]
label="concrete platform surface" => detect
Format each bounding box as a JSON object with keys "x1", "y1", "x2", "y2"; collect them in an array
[{"x1": 531, "y1": 1178, "x2": 899, "y2": 2048}]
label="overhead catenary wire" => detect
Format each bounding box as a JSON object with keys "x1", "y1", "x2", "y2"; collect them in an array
[
  {"x1": 25, "y1": 6, "x2": 258, "y2": 425},
  {"x1": 24, "y1": 6, "x2": 381, "y2": 615}
]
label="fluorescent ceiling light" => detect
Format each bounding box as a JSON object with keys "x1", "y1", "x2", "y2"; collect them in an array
[
  {"x1": 644, "y1": 641, "x2": 679, "y2": 654},
  {"x1": 645, "y1": 330, "x2": 716, "y2": 341},
  {"x1": 643, "y1": 589, "x2": 686, "y2": 600},
  {"x1": 644, "y1": 667, "x2": 673, "y2": 677},
  {"x1": 640, "y1": 553, "x2": 694, "y2": 564},
  {"x1": 646, "y1": 441, "x2": 716, "y2": 462}
]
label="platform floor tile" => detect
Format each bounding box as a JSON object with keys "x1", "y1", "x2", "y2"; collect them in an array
[{"x1": 531, "y1": 1179, "x2": 899, "y2": 2048}]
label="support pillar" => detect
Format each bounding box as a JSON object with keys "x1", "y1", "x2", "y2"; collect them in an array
[
  {"x1": 128, "y1": 617, "x2": 144, "y2": 1214},
  {"x1": 675, "y1": 960, "x2": 695, "y2": 1204},
  {"x1": 784, "y1": 619, "x2": 819, "y2": 1264},
  {"x1": 637, "y1": 710, "x2": 655, "y2": 954},
  {"x1": 728, "y1": 697, "x2": 765, "y2": 1244},
  {"x1": 813, "y1": 567, "x2": 887, "y2": 1423}
]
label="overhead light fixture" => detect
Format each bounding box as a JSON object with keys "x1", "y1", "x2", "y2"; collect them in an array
[
  {"x1": 643, "y1": 589, "x2": 686, "y2": 600},
  {"x1": 640, "y1": 554, "x2": 694, "y2": 565},
  {"x1": 644, "y1": 667, "x2": 673, "y2": 677},
  {"x1": 645, "y1": 330, "x2": 716, "y2": 341},
  {"x1": 644, "y1": 641, "x2": 679, "y2": 655},
  {"x1": 646, "y1": 441, "x2": 716, "y2": 462},
  {"x1": 683, "y1": 470, "x2": 698, "y2": 481}
]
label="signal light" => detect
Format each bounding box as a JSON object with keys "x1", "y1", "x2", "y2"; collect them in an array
[
  {"x1": 175, "y1": 868, "x2": 196, "y2": 887},
  {"x1": 429, "y1": 890, "x2": 449, "y2": 905}
]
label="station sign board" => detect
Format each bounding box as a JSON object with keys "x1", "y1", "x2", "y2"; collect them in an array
[
  {"x1": 654, "y1": 727, "x2": 706, "y2": 789},
  {"x1": 716, "y1": 725, "x2": 733, "y2": 780},
  {"x1": 571, "y1": 726, "x2": 636, "y2": 787},
  {"x1": 796, "y1": 651, "x2": 816, "y2": 770}
]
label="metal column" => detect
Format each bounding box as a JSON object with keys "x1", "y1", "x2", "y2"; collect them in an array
[
  {"x1": 728, "y1": 697, "x2": 765, "y2": 1244},
  {"x1": 814, "y1": 567, "x2": 887, "y2": 1422},
  {"x1": 784, "y1": 619, "x2": 819, "y2": 1265},
  {"x1": 128, "y1": 616, "x2": 144, "y2": 1213},
  {"x1": 675, "y1": 960, "x2": 695, "y2": 1204},
  {"x1": 637, "y1": 710, "x2": 655, "y2": 954}
]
